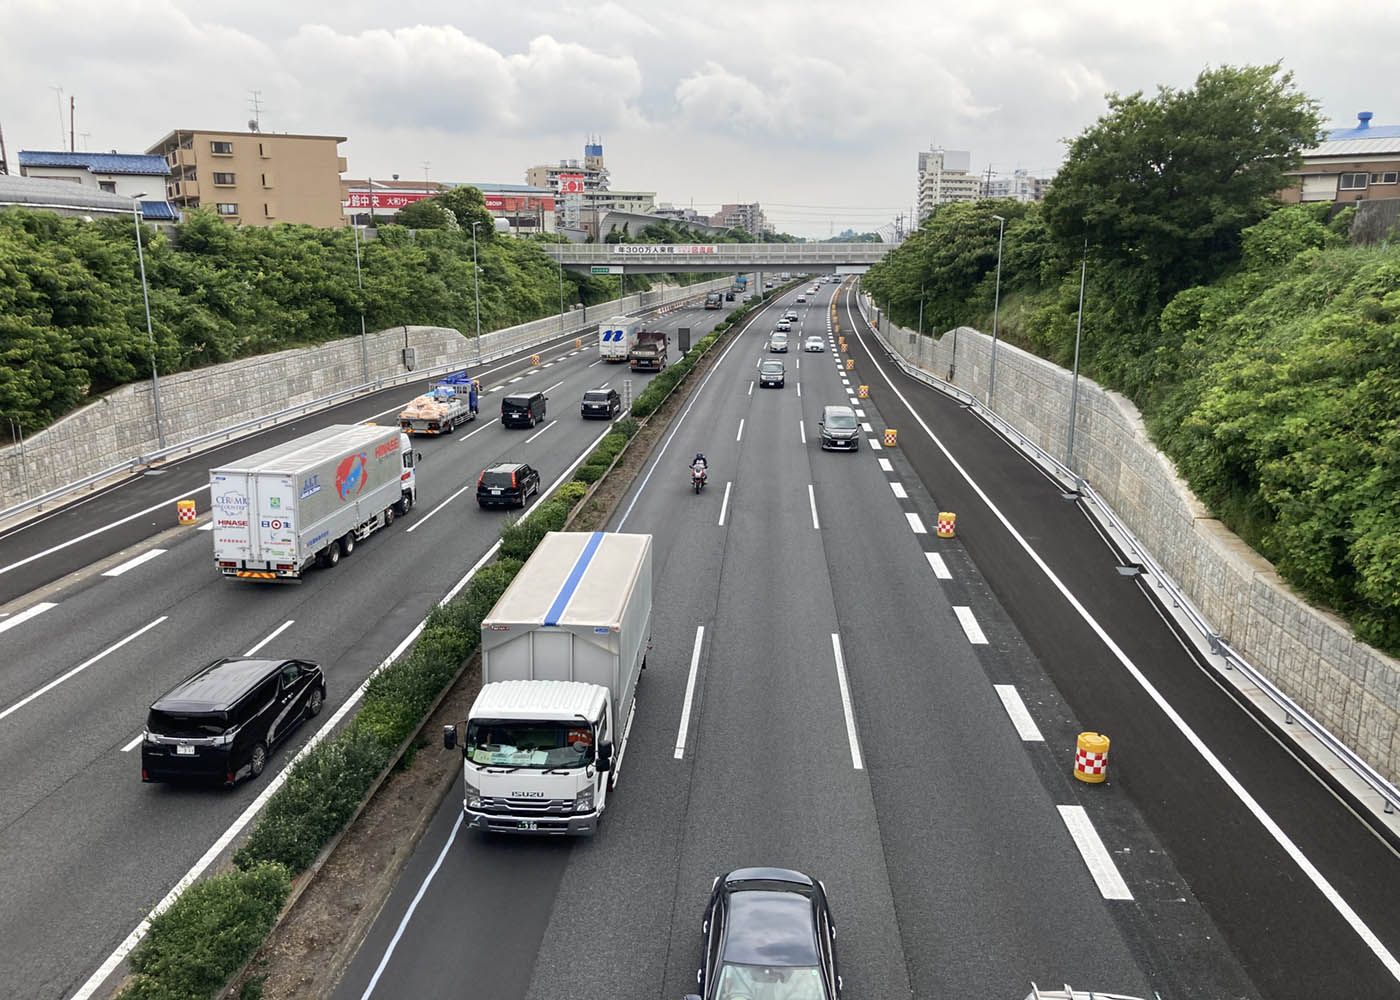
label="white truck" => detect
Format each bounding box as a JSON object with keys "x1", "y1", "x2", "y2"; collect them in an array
[
  {"x1": 444, "y1": 530, "x2": 653, "y2": 835},
  {"x1": 210, "y1": 423, "x2": 418, "y2": 581},
  {"x1": 599, "y1": 315, "x2": 640, "y2": 363}
]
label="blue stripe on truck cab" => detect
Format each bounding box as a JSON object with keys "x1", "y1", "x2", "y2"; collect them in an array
[{"x1": 544, "y1": 531, "x2": 605, "y2": 626}]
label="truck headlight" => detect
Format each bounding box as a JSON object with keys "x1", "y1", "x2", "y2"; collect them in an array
[
  {"x1": 464, "y1": 779, "x2": 481, "y2": 809},
  {"x1": 574, "y1": 787, "x2": 594, "y2": 813}
]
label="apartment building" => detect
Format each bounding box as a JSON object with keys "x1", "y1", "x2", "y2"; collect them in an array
[
  {"x1": 916, "y1": 147, "x2": 978, "y2": 218},
  {"x1": 146, "y1": 129, "x2": 348, "y2": 227},
  {"x1": 709, "y1": 202, "x2": 770, "y2": 234},
  {"x1": 983, "y1": 167, "x2": 1050, "y2": 202}
]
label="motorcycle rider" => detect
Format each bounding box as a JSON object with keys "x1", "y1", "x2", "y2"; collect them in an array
[{"x1": 690, "y1": 452, "x2": 708, "y2": 480}]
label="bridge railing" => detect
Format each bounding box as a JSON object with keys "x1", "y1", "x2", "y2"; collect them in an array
[{"x1": 545, "y1": 243, "x2": 891, "y2": 265}]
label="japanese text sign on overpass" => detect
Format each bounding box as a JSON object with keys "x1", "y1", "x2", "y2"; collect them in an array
[{"x1": 611, "y1": 244, "x2": 719, "y2": 255}]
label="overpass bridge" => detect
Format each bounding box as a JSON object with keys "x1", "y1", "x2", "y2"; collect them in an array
[{"x1": 544, "y1": 241, "x2": 892, "y2": 275}]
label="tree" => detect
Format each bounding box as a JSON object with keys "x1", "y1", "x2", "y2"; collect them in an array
[
  {"x1": 1043, "y1": 63, "x2": 1322, "y2": 301},
  {"x1": 395, "y1": 199, "x2": 457, "y2": 230},
  {"x1": 435, "y1": 186, "x2": 495, "y2": 236}
]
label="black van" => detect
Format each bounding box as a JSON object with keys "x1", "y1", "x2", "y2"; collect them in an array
[
  {"x1": 501, "y1": 391, "x2": 547, "y2": 428},
  {"x1": 141, "y1": 657, "x2": 325, "y2": 786}
]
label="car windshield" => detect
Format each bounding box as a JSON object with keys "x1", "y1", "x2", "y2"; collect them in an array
[
  {"x1": 762, "y1": 363, "x2": 784, "y2": 373},
  {"x1": 713, "y1": 963, "x2": 827, "y2": 1000},
  {"x1": 147, "y1": 710, "x2": 229, "y2": 739},
  {"x1": 466, "y1": 720, "x2": 595, "y2": 768},
  {"x1": 825, "y1": 412, "x2": 857, "y2": 429}
]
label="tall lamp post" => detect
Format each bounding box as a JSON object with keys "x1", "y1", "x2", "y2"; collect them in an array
[
  {"x1": 1065, "y1": 242, "x2": 1088, "y2": 490},
  {"x1": 987, "y1": 213, "x2": 1006, "y2": 409},
  {"x1": 129, "y1": 194, "x2": 165, "y2": 449},
  {"x1": 352, "y1": 222, "x2": 369, "y2": 384},
  {"x1": 470, "y1": 221, "x2": 483, "y2": 363}
]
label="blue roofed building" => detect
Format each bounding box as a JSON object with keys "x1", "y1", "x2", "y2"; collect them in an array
[
  {"x1": 1281, "y1": 111, "x2": 1400, "y2": 206},
  {"x1": 17, "y1": 150, "x2": 180, "y2": 221}
]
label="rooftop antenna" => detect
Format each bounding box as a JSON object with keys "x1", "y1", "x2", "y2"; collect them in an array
[
  {"x1": 0, "y1": 121, "x2": 9, "y2": 175},
  {"x1": 248, "y1": 90, "x2": 263, "y2": 132},
  {"x1": 79, "y1": 130, "x2": 91, "y2": 151},
  {"x1": 50, "y1": 85, "x2": 65, "y2": 148}
]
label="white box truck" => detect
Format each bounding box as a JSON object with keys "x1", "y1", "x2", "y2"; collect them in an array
[
  {"x1": 444, "y1": 531, "x2": 652, "y2": 835},
  {"x1": 210, "y1": 423, "x2": 419, "y2": 581},
  {"x1": 599, "y1": 315, "x2": 639, "y2": 363}
]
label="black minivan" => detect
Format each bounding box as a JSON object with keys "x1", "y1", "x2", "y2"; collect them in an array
[
  {"x1": 501, "y1": 391, "x2": 547, "y2": 428},
  {"x1": 141, "y1": 657, "x2": 325, "y2": 786}
]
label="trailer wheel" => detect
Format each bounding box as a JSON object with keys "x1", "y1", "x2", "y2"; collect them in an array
[
  {"x1": 384, "y1": 506, "x2": 395, "y2": 527},
  {"x1": 321, "y1": 544, "x2": 340, "y2": 568},
  {"x1": 340, "y1": 532, "x2": 355, "y2": 557},
  {"x1": 444, "y1": 420, "x2": 454, "y2": 434}
]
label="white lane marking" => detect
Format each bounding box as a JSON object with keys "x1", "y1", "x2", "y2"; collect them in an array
[
  {"x1": 72, "y1": 519, "x2": 517, "y2": 1000},
  {"x1": 878, "y1": 458, "x2": 893, "y2": 472},
  {"x1": 890, "y1": 482, "x2": 907, "y2": 499},
  {"x1": 487, "y1": 385, "x2": 503, "y2": 393},
  {"x1": 718, "y1": 482, "x2": 732, "y2": 527},
  {"x1": 736, "y1": 418, "x2": 745, "y2": 442},
  {"x1": 855, "y1": 409, "x2": 866, "y2": 418},
  {"x1": 197, "y1": 521, "x2": 214, "y2": 531},
  {"x1": 598, "y1": 381, "x2": 610, "y2": 389},
  {"x1": 829, "y1": 634, "x2": 864, "y2": 770},
  {"x1": 905, "y1": 512, "x2": 927, "y2": 534},
  {"x1": 588, "y1": 358, "x2": 604, "y2": 368},
  {"x1": 748, "y1": 381, "x2": 754, "y2": 396},
  {"x1": 0, "y1": 485, "x2": 210, "y2": 579},
  {"x1": 525, "y1": 419, "x2": 558, "y2": 444},
  {"x1": 674, "y1": 625, "x2": 705, "y2": 759},
  {"x1": 808, "y1": 484, "x2": 820, "y2": 530},
  {"x1": 796, "y1": 382, "x2": 801, "y2": 398},
  {"x1": 1058, "y1": 805, "x2": 1133, "y2": 899},
  {"x1": 869, "y1": 438, "x2": 882, "y2": 450},
  {"x1": 861, "y1": 422, "x2": 874, "y2": 433},
  {"x1": 544, "y1": 379, "x2": 565, "y2": 394},
  {"x1": 993, "y1": 684, "x2": 1045, "y2": 742},
  {"x1": 799, "y1": 421, "x2": 807, "y2": 444},
  {"x1": 507, "y1": 376, "x2": 523, "y2": 383},
  {"x1": 457, "y1": 420, "x2": 496, "y2": 445},
  {"x1": 849, "y1": 296, "x2": 1400, "y2": 981},
  {"x1": 100, "y1": 548, "x2": 167, "y2": 577},
  {"x1": 542, "y1": 362, "x2": 555, "y2": 368},
  {"x1": 245, "y1": 619, "x2": 295, "y2": 657},
  {"x1": 0, "y1": 616, "x2": 167, "y2": 724},
  {"x1": 359, "y1": 810, "x2": 466, "y2": 1000},
  {"x1": 120, "y1": 732, "x2": 143, "y2": 753},
  {"x1": 953, "y1": 606, "x2": 988, "y2": 644},
  {"x1": 0, "y1": 601, "x2": 58, "y2": 635},
  {"x1": 925, "y1": 552, "x2": 952, "y2": 579},
  {"x1": 405, "y1": 478, "x2": 477, "y2": 533}
]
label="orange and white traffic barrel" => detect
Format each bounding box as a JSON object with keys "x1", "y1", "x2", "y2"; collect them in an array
[
  {"x1": 936, "y1": 512, "x2": 956, "y2": 537},
  {"x1": 1073, "y1": 732, "x2": 1110, "y2": 783},
  {"x1": 177, "y1": 499, "x2": 197, "y2": 525}
]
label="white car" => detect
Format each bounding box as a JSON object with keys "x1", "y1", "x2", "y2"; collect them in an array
[
  {"x1": 769, "y1": 333, "x2": 789, "y2": 353},
  {"x1": 795, "y1": 294, "x2": 807, "y2": 303},
  {"x1": 803, "y1": 336, "x2": 825, "y2": 352},
  {"x1": 775, "y1": 318, "x2": 792, "y2": 332}
]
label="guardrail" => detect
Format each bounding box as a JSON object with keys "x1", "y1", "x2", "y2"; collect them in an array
[
  {"x1": 0, "y1": 278, "x2": 733, "y2": 526},
  {"x1": 855, "y1": 291, "x2": 1400, "y2": 815}
]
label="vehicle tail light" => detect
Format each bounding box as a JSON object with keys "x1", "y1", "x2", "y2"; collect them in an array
[
  {"x1": 511, "y1": 471, "x2": 518, "y2": 488},
  {"x1": 227, "y1": 771, "x2": 236, "y2": 784},
  {"x1": 477, "y1": 472, "x2": 484, "y2": 487},
  {"x1": 276, "y1": 563, "x2": 294, "y2": 571},
  {"x1": 141, "y1": 769, "x2": 149, "y2": 781},
  {"x1": 401, "y1": 471, "x2": 411, "y2": 481},
  {"x1": 217, "y1": 561, "x2": 237, "y2": 568}
]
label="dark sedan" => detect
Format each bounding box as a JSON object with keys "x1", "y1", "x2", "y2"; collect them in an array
[{"x1": 686, "y1": 867, "x2": 841, "y2": 1000}]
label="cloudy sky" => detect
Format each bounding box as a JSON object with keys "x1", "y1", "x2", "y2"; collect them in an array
[{"x1": 2, "y1": 0, "x2": 1393, "y2": 237}]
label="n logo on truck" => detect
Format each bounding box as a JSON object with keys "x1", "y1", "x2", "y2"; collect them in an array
[{"x1": 335, "y1": 453, "x2": 369, "y2": 500}]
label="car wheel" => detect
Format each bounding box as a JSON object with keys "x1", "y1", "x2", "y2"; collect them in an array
[
  {"x1": 249, "y1": 742, "x2": 268, "y2": 779},
  {"x1": 445, "y1": 420, "x2": 455, "y2": 434},
  {"x1": 341, "y1": 533, "x2": 355, "y2": 557},
  {"x1": 322, "y1": 543, "x2": 340, "y2": 568},
  {"x1": 306, "y1": 686, "x2": 324, "y2": 717},
  {"x1": 529, "y1": 414, "x2": 537, "y2": 428},
  {"x1": 384, "y1": 506, "x2": 395, "y2": 527}
]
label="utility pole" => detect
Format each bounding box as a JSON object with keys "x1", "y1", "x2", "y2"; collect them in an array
[
  {"x1": 69, "y1": 96, "x2": 75, "y2": 153},
  {"x1": 0, "y1": 121, "x2": 9, "y2": 175},
  {"x1": 1065, "y1": 241, "x2": 1088, "y2": 489}
]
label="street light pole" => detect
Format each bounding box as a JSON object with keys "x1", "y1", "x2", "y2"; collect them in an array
[
  {"x1": 352, "y1": 222, "x2": 370, "y2": 384},
  {"x1": 987, "y1": 213, "x2": 1006, "y2": 409},
  {"x1": 1065, "y1": 243, "x2": 1088, "y2": 489},
  {"x1": 130, "y1": 195, "x2": 165, "y2": 449},
  {"x1": 470, "y1": 221, "x2": 483, "y2": 363}
]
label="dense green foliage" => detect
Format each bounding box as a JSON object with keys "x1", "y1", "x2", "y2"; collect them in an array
[
  {"x1": 0, "y1": 205, "x2": 676, "y2": 431},
  {"x1": 863, "y1": 63, "x2": 1400, "y2": 653}
]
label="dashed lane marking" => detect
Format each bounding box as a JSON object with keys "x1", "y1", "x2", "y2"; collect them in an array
[
  {"x1": 953, "y1": 606, "x2": 988, "y2": 644},
  {"x1": 1058, "y1": 805, "x2": 1134, "y2": 899},
  {"x1": 993, "y1": 684, "x2": 1045, "y2": 742},
  {"x1": 925, "y1": 552, "x2": 952, "y2": 579},
  {"x1": 101, "y1": 549, "x2": 167, "y2": 577}
]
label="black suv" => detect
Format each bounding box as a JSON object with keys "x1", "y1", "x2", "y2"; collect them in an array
[
  {"x1": 477, "y1": 462, "x2": 541, "y2": 509},
  {"x1": 758, "y1": 359, "x2": 786, "y2": 388},
  {"x1": 581, "y1": 387, "x2": 621, "y2": 419},
  {"x1": 501, "y1": 391, "x2": 547, "y2": 428},
  {"x1": 141, "y1": 657, "x2": 325, "y2": 786}
]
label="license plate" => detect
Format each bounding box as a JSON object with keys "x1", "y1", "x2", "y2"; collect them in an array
[
  {"x1": 517, "y1": 820, "x2": 538, "y2": 831},
  {"x1": 491, "y1": 489, "x2": 502, "y2": 495},
  {"x1": 175, "y1": 744, "x2": 195, "y2": 756}
]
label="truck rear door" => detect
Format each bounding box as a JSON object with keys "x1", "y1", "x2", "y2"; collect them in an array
[
  {"x1": 253, "y1": 474, "x2": 299, "y2": 565},
  {"x1": 210, "y1": 472, "x2": 256, "y2": 563}
]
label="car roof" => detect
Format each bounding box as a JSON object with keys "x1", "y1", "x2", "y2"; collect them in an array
[
  {"x1": 722, "y1": 889, "x2": 820, "y2": 967},
  {"x1": 503, "y1": 393, "x2": 538, "y2": 403},
  {"x1": 760, "y1": 359, "x2": 785, "y2": 367},
  {"x1": 152, "y1": 658, "x2": 289, "y2": 713},
  {"x1": 823, "y1": 404, "x2": 856, "y2": 417},
  {"x1": 583, "y1": 387, "x2": 614, "y2": 395},
  {"x1": 485, "y1": 461, "x2": 528, "y2": 472}
]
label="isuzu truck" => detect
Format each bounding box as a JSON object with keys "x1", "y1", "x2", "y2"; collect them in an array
[
  {"x1": 210, "y1": 423, "x2": 418, "y2": 581},
  {"x1": 599, "y1": 315, "x2": 639, "y2": 362},
  {"x1": 444, "y1": 531, "x2": 653, "y2": 835}
]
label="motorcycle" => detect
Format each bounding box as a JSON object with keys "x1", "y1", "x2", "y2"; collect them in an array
[{"x1": 691, "y1": 467, "x2": 707, "y2": 493}]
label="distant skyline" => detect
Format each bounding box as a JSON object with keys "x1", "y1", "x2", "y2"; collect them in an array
[{"x1": 2, "y1": 0, "x2": 1394, "y2": 237}]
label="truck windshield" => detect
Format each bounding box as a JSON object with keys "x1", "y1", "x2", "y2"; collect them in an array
[{"x1": 466, "y1": 720, "x2": 595, "y2": 769}]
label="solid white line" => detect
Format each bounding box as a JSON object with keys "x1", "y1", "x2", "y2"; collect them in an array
[
  {"x1": 197, "y1": 521, "x2": 214, "y2": 531},
  {"x1": 847, "y1": 294, "x2": 1400, "y2": 980},
  {"x1": 736, "y1": 418, "x2": 745, "y2": 442},
  {"x1": 244, "y1": 619, "x2": 295, "y2": 657},
  {"x1": 0, "y1": 616, "x2": 167, "y2": 724},
  {"x1": 890, "y1": 482, "x2": 907, "y2": 499},
  {"x1": 829, "y1": 634, "x2": 864, "y2": 770},
  {"x1": 878, "y1": 458, "x2": 893, "y2": 472},
  {"x1": 869, "y1": 438, "x2": 882, "y2": 450},
  {"x1": 0, "y1": 486, "x2": 209, "y2": 578},
  {"x1": 905, "y1": 512, "x2": 927, "y2": 534},
  {"x1": 359, "y1": 810, "x2": 466, "y2": 999},
  {"x1": 525, "y1": 419, "x2": 558, "y2": 444},
  {"x1": 674, "y1": 625, "x2": 705, "y2": 758},
  {"x1": 457, "y1": 420, "x2": 496, "y2": 445},
  {"x1": 405, "y1": 479, "x2": 476, "y2": 533},
  {"x1": 0, "y1": 601, "x2": 57, "y2": 635},
  {"x1": 925, "y1": 552, "x2": 952, "y2": 579},
  {"x1": 120, "y1": 732, "x2": 143, "y2": 753},
  {"x1": 799, "y1": 421, "x2": 807, "y2": 444},
  {"x1": 100, "y1": 548, "x2": 167, "y2": 577},
  {"x1": 718, "y1": 482, "x2": 732, "y2": 527},
  {"x1": 808, "y1": 484, "x2": 820, "y2": 529},
  {"x1": 1058, "y1": 805, "x2": 1134, "y2": 899},
  {"x1": 993, "y1": 684, "x2": 1045, "y2": 741},
  {"x1": 953, "y1": 606, "x2": 988, "y2": 644}
]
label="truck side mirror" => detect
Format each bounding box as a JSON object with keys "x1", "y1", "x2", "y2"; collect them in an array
[
  {"x1": 442, "y1": 725, "x2": 457, "y2": 750},
  {"x1": 597, "y1": 739, "x2": 614, "y2": 769},
  {"x1": 415, "y1": 452, "x2": 423, "y2": 463}
]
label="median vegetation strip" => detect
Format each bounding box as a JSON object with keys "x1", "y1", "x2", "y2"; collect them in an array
[{"x1": 113, "y1": 291, "x2": 775, "y2": 1000}]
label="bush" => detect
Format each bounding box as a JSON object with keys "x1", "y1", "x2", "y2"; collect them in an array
[
  {"x1": 572, "y1": 463, "x2": 606, "y2": 484},
  {"x1": 118, "y1": 862, "x2": 291, "y2": 1000},
  {"x1": 553, "y1": 480, "x2": 588, "y2": 509},
  {"x1": 499, "y1": 499, "x2": 571, "y2": 560},
  {"x1": 615, "y1": 417, "x2": 640, "y2": 439}
]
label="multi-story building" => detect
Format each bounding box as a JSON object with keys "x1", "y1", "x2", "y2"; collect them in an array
[
  {"x1": 708, "y1": 202, "x2": 770, "y2": 234},
  {"x1": 16, "y1": 150, "x2": 180, "y2": 220},
  {"x1": 147, "y1": 129, "x2": 348, "y2": 227},
  {"x1": 982, "y1": 167, "x2": 1050, "y2": 202},
  {"x1": 916, "y1": 147, "x2": 978, "y2": 218},
  {"x1": 526, "y1": 139, "x2": 611, "y2": 231},
  {"x1": 1280, "y1": 112, "x2": 1400, "y2": 206},
  {"x1": 341, "y1": 179, "x2": 557, "y2": 233}
]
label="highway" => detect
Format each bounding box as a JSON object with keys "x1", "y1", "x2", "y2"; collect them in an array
[
  {"x1": 328, "y1": 279, "x2": 1400, "y2": 999},
  {"x1": 0, "y1": 293, "x2": 740, "y2": 1000}
]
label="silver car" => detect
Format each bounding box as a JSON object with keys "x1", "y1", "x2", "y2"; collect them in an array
[
  {"x1": 769, "y1": 333, "x2": 789, "y2": 353},
  {"x1": 804, "y1": 336, "x2": 825, "y2": 352}
]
